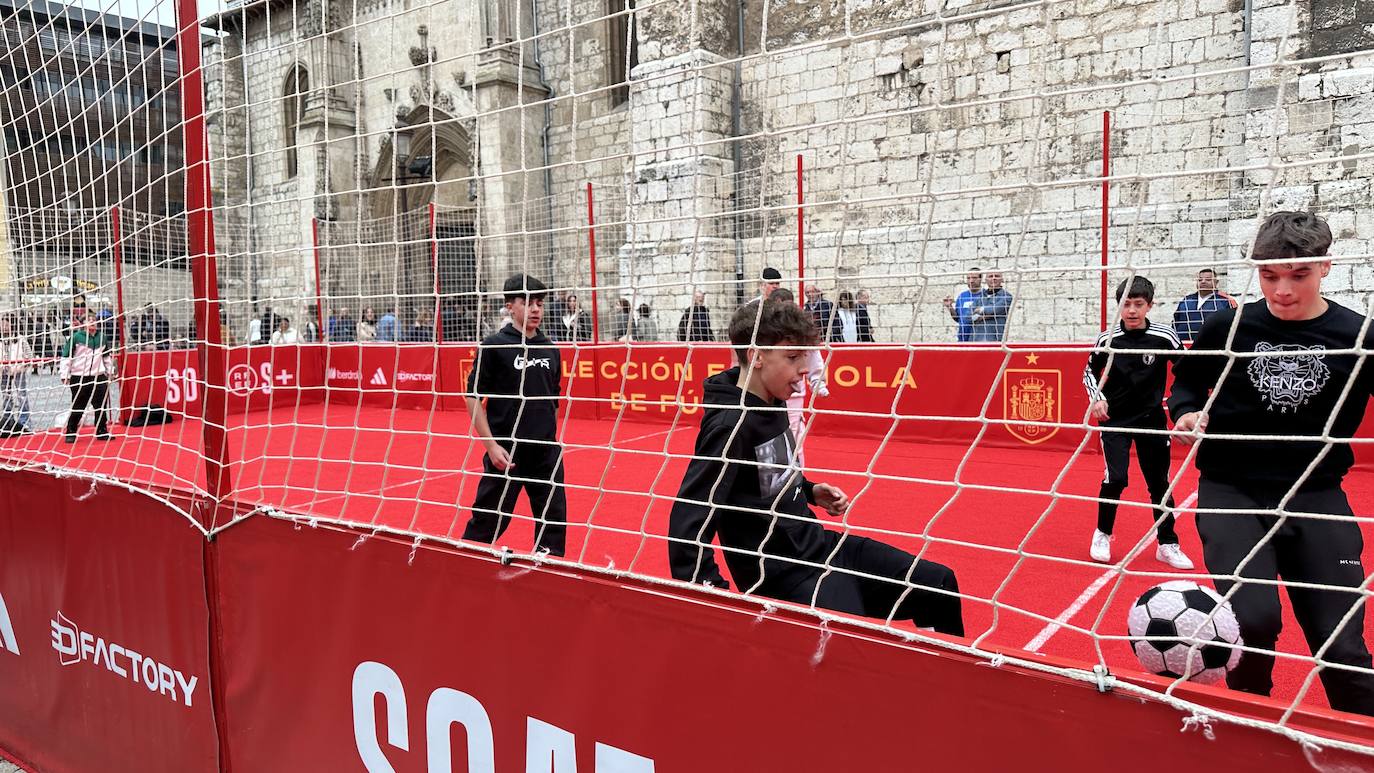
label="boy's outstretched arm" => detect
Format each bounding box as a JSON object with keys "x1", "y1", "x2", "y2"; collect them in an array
[{"x1": 805, "y1": 480, "x2": 850, "y2": 516}]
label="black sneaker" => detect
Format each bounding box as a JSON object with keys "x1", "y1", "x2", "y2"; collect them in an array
[
  {"x1": 63, "y1": 434, "x2": 76, "y2": 444},
  {"x1": 95, "y1": 432, "x2": 113, "y2": 441}
]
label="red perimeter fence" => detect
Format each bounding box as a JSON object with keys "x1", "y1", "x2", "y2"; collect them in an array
[{"x1": 3, "y1": 468, "x2": 1374, "y2": 772}]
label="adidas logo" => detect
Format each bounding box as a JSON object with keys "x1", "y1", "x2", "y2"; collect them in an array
[
  {"x1": 370, "y1": 368, "x2": 388, "y2": 386},
  {"x1": 0, "y1": 590, "x2": 18, "y2": 656}
]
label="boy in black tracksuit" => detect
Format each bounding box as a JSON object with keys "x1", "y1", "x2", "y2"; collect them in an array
[
  {"x1": 461, "y1": 274, "x2": 566, "y2": 556},
  {"x1": 1083, "y1": 276, "x2": 1193, "y2": 569},
  {"x1": 1169, "y1": 212, "x2": 1374, "y2": 716},
  {"x1": 667, "y1": 299, "x2": 964, "y2": 635}
]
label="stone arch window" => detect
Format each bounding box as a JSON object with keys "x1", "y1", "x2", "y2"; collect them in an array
[
  {"x1": 282, "y1": 65, "x2": 309, "y2": 177},
  {"x1": 606, "y1": 0, "x2": 636, "y2": 108}
]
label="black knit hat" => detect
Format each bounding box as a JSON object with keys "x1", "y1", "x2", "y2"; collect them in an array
[{"x1": 502, "y1": 273, "x2": 548, "y2": 302}]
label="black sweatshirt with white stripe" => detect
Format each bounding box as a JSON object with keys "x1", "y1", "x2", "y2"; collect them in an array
[{"x1": 1083, "y1": 320, "x2": 1182, "y2": 428}]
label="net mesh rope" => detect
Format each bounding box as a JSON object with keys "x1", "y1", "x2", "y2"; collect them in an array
[{"x1": 0, "y1": 0, "x2": 1371, "y2": 754}]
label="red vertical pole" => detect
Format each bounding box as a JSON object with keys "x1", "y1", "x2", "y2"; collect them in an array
[
  {"x1": 796, "y1": 154, "x2": 805, "y2": 298},
  {"x1": 1100, "y1": 110, "x2": 1111, "y2": 331},
  {"x1": 110, "y1": 206, "x2": 128, "y2": 423},
  {"x1": 310, "y1": 217, "x2": 325, "y2": 339},
  {"x1": 586, "y1": 182, "x2": 600, "y2": 343},
  {"x1": 430, "y1": 203, "x2": 442, "y2": 343},
  {"x1": 174, "y1": 2, "x2": 237, "y2": 769},
  {"x1": 110, "y1": 207, "x2": 127, "y2": 351},
  {"x1": 175, "y1": 0, "x2": 232, "y2": 521}
]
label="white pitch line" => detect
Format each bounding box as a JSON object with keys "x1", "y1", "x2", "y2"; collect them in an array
[
  {"x1": 1023, "y1": 491, "x2": 1200, "y2": 653},
  {"x1": 563, "y1": 425, "x2": 679, "y2": 454},
  {"x1": 1024, "y1": 568, "x2": 1116, "y2": 653}
]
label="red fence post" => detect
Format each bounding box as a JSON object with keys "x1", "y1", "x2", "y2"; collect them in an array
[
  {"x1": 311, "y1": 217, "x2": 325, "y2": 339},
  {"x1": 110, "y1": 206, "x2": 127, "y2": 352},
  {"x1": 1100, "y1": 110, "x2": 1111, "y2": 331},
  {"x1": 430, "y1": 203, "x2": 442, "y2": 344},
  {"x1": 175, "y1": 0, "x2": 232, "y2": 521},
  {"x1": 586, "y1": 183, "x2": 600, "y2": 344},
  {"x1": 796, "y1": 154, "x2": 805, "y2": 298},
  {"x1": 110, "y1": 207, "x2": 128, "y2": 423},
  {"x1": 173, "y1": 0, "x2": 237, "y2": 769}
]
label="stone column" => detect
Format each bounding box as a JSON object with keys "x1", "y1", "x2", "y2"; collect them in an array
[
  {"x1": 473, "y1": 44, "x2": 549, "y2": 284},
  {"x1": 618, "y1": 0, "x2": 740, "y2": 330},
  {"x1": 297, "y1": 89, "x2": 358, "y2": 313},
  {"x1": 202, "y1": 34, "x2": 251, "y2": 314}
]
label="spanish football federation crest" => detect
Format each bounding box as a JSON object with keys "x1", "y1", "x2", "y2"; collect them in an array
[{"x1": 1003, "y1": 367, "x2": 1061, "y2": 445}]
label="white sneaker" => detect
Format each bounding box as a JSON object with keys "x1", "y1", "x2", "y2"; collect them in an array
[
  {"x1": 1090, "y1": 530, "x2": 1112, "y2": 563},
  {"x1": 1156, "y1": 543, "x2": 1195, "y2": 570}
]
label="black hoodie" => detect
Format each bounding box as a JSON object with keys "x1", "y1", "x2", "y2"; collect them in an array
[
  {"x1": 668, "y1": 367, "x2": 828, "y2": 593},
  {"x1": 466, "y1": 323, "x2": 561, "y2": 442}
]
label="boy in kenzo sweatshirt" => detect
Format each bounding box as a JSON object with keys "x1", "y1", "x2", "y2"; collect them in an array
[{"x1": 1170, "y1": 211, "x2": 1374, "y2": 715}]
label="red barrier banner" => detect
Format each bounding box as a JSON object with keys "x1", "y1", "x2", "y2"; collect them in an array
[
  {"x1": 223, "y1": 344, "x2": 325, "y2": 413},
  {"x1": 555, "y1": 345, "x2": 1093, "y2": 452},
  {"x1": 324, "y1": 344, "x2": 440, "y2": 410},
  {"x1": 119, "y1": 347, "x2": 199, "y2": 420},
  {"x1": 0, "y1": 471, "x2": 217, "y2": 773},
  {"x1": 212, "y1": 515, "x2": 1369, "y2": 771},
  {"x1": 121, "y1": 343, "x2": 1373, "y2": 465},
  {"x1": 121, "y1": 345, "x2": 327, "y2": 418}
]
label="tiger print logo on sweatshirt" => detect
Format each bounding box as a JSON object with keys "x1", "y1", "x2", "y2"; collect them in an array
[{"x1": 1247, "y1": 343, "x2": 1330, "y2": 412}]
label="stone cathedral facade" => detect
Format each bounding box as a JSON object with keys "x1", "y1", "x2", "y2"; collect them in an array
[{"x1": 203, "y1": 0, "x2": 1374, "y2": 341}]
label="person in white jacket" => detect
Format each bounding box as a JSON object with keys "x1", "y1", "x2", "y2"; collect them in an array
[
  {"x1": 60, "y1": 313, "x2": 115, "y2": 442},
  {"x1": 0, "y1": 315, "x2": 33, "y2": 431},
  {"x1": 270, "y1": 317, "x2": 298, "y2": 345}
]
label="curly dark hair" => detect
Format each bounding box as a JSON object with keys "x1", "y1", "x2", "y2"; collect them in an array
[
  {"x1": 728, "y1": 299, "x2": 819, "y2": 364},
  {"x1": 1252, "y1": 211, "x2": 1332, "y2": 261}
]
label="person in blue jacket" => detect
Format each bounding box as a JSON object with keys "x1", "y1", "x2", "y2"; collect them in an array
[
  {"x1": 968, "y1": 271, "x2": 1012, "y2": 341},
  {"x1": 942, "y1": 268, "x2": 983, "y2": 342},
  {"x1": 1172, "y1": 267, "x2": 1236, "y2": 343}
]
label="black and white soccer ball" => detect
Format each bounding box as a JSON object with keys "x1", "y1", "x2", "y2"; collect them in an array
[{"x1": 1127, "y1": 580, "x2": 1242, "y2": 684}]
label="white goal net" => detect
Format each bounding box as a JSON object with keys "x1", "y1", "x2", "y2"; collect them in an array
[{"x1": 1, "y1": 0, "x2": 1373, "y2": 759}]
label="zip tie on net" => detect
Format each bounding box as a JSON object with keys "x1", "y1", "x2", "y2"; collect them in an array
[
  {"x1": 496, "y1": 548, "x2": 534, "y2": 581},
  {"x1": 1180, "y1": 711, "x2": 1216, "y2": 741},
  {"x1": 73, "y1": 478, "x2": 99, "y2": 502},
  {"x1": 531, "y1": 547, "x2": 551, "y2": 567},
  {"x1": 752, "y1": 601, "x2": 778, "y2": 625},
  {"x1": 810, "y1": 622, "x2": 832, "y2": 669},
  {"x1": 52, "y1": 469, "x2": 99, "y2": 502},
  {"x1": 1093, "y1": 664, "x2": 1113, "y2": 693}
]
